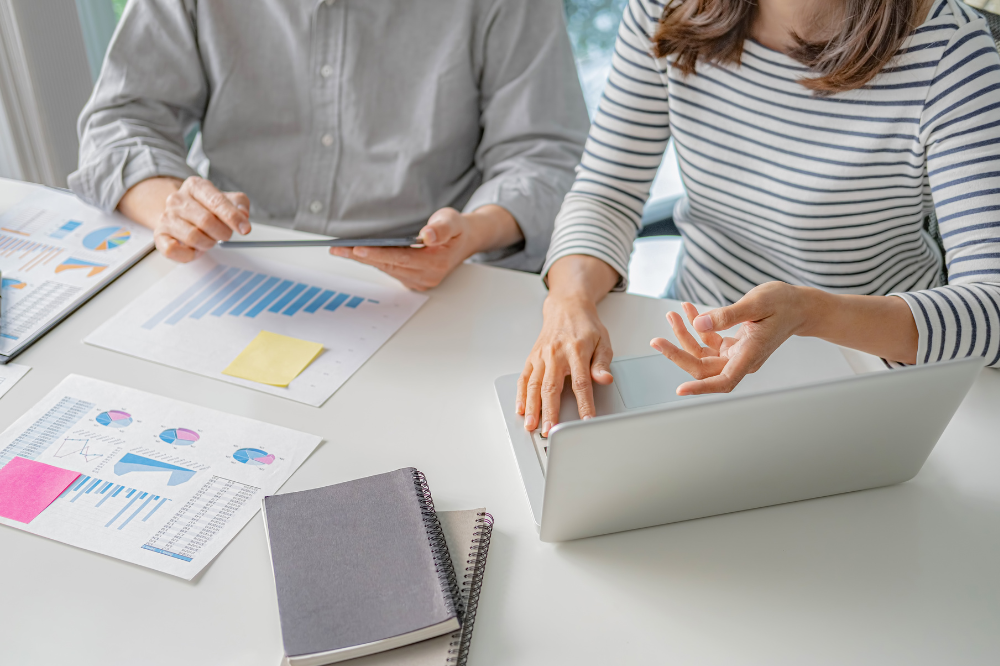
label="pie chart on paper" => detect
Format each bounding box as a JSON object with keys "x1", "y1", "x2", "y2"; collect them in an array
[
  {"x1": 233, "y1": 448, "x2": 275, "y2": 466},
  {"x1": 83, "y1": 226, "x2": 131, "y2": 251},
  {"x1": 96, "y1": 410, "x2": 133, "y2": 428},
  {"x1": 160, "y1": 428, "x2": 200, "y2": 445}
]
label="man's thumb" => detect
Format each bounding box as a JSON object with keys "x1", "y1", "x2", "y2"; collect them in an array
[{"x1": 421, "y1": 209, "x2": 461, "y2": 246}]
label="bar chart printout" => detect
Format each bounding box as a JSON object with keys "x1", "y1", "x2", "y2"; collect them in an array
[
  {"x1": 86, "y1": 252, "x2": 429, "y2": 406},
  {"x1": 0, "y1": 186, "x2": 154, "y2": 359},
  {"x1": 0, "y1": 375, "x2": 322, "y2": 579},
  {"x1": 139, "y1": 264, "x2": 380, "y2": 329}
]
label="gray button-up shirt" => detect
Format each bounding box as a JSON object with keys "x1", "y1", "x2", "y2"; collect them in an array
[{"x1": 69, "y1": 0, "x2": 589, "y2": 271}]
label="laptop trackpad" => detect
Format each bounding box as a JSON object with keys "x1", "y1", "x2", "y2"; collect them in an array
[{"x1": 610, "y1": 354, "x2": 693, "y2": 409}]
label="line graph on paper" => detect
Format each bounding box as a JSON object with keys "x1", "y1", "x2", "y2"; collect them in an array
[{"x1": 52, "y1": 438, "x2": 104, "y2": 463}]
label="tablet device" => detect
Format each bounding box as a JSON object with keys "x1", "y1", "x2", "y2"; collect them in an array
[{"x1": 217, "y1": 237, "x2": 424, "y2": 249}]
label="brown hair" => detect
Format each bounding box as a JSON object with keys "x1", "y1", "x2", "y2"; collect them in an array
[{"x1": 653, "y1": 0, "x2": 924, "y2": 94}]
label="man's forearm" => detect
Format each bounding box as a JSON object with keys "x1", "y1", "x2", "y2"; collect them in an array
[
  {"x1": 798, "y1": 288, "x2": 919, "y2": 365},
  {"x1": 117, "y1": 177, "x2": 183, "y2": 230},
  {"x1": 465, "y1": 205, "x2": 524, "y2": 253}
]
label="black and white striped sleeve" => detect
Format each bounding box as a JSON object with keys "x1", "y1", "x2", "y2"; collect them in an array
[
  {"x1": 542, "y1": 0, "x2": 670, "y2": 286},
  {"x1": 893, "y1": 18, "x2": 1000, "y2": 368}
]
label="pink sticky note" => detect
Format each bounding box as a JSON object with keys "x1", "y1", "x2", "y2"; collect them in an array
[{"x1": 0, "y1": 457, "x2": 81, "y2": 524}]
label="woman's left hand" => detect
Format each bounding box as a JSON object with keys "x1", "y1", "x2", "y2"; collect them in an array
[{"x1": 650, "y1": 282, "x2": 812, "y2": 395}]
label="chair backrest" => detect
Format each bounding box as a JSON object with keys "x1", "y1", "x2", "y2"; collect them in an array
[
  {"x1": 982, "y1": 8, "x2": 1000, "y2": 48},
  {"x1": 923, "y1": 6, "x2": 1000, "y2": 284}
]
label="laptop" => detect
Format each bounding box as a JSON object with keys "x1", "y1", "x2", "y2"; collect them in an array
[{"x1": 494, "y1": 354, "x2": 985, "y2": 542}]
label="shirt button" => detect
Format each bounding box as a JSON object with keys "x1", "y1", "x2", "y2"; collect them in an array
[
  {"x1": 320, "y1": 64, "x2": 334, "y2": 78},
  {"x1": 321, "y1": 133, "x2": 334, "y2": 147},
  {"x1": 309, "y1": 201, "x2": 323, "y2": 214}
]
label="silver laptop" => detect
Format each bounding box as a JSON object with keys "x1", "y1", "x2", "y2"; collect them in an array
[{"x1": 494, "y1": 354, "x2": 985, "y2": 542}]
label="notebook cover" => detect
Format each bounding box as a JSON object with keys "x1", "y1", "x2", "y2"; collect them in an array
[
  {"x1": 264, "y1": 468, "x2": 461, "y2": 660},
  {"x1": 341, "y1": 509, "x2": 493, "y2": 666}
]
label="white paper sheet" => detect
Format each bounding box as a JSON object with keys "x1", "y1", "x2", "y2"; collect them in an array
[
  {"x1": 85, "y1": 251, "x2": 428, "y2": 406},
  {"x1": 0, "y1": 375, "x2": 322, "y2": 579},
  {"x1": 0, "y1": 363, "x2": 29, "y2": 399},
  {"x1": 0, "y1": 186, "x2": 154, "y2": 358}
]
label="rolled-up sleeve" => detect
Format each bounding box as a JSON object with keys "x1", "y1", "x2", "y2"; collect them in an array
[
  {"x1": 68, "y1": 0, "x2": 205, "y2": 212},
  {"x1": 464, "y1": 0, "x2": 590, "y2": 272}
]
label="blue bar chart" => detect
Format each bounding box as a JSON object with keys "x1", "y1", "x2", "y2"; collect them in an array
[
  {"x1": 141, "y1": 264, "x2": 380, "y2": 330},
  {"x1": 87, "y1": 255, "x2": 428, "y2": 406},
  {"x1": 54, "y1": 473, "x2": 171, "y2": 531}
]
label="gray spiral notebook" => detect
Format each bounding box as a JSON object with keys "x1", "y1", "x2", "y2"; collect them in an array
[
  {"x1": 263, "y1": 468, "x2": 464, "y2": 666},
  {"x1": 339, "y1": 509, "x2": 493, "y2": 666}
]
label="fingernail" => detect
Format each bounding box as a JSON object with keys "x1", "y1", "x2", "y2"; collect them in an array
[
  {"x1": 583, "y1": 415, "x2": 592, "y2": 420},
  {"x1": 515, "y1": 401, "x2": 524, "y2": 414},
  {"x1": 354, "y1": 247, "x2": 368, "y2": 257},
  {"x1": 542, "y1": 421, "x2": 552, "y2": 435},
  {"x1": 239, "y1": 222, "x2": 250, "y2": 234},
  {"x1": 422, "y1": 228, "x2": 437, "y2": 244},
  {"x1": 693, "y1": 315, "x2": 713, "y2": 332},
  {"x1": 524, "y1": 416, "x2": 536, "y2": 430}
]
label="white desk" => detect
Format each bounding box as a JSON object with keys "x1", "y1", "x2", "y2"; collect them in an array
[{"x1": 1, "y1": 182, "x2": 998, "y2": 665}]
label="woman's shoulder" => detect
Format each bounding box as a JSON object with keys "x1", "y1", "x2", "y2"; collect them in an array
[
  {"x1": 913, "y1": 0, "x2": 996, "y2": 48},
  {"x1": 887, "y1": 0, "x2": 996, "y2": 81}
]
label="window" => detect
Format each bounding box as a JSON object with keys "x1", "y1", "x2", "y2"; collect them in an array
[
  {"x1": 75, "y1": 0, "x2": 119, "y2": 82},
  {"x1": 563, "y1": 0, "x2": 684, "y2": 207},
  {"x1": 564, "y1": 0, "x2": 628, "y2": 115}
]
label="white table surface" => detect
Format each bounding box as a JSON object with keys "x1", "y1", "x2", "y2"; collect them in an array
[{"x1": 1, "y1": 181, "x2": 998, "y2": 665}]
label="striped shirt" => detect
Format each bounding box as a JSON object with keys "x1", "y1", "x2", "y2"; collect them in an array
[{"x1": 544, "y1": 0, "x2": 1000, "y2": 368}]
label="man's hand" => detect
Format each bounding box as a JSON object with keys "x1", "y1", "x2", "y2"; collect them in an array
[
  {"x1": 329, "y1": 205, "x2": 521, "y2": 291},
  {"x1": 118, "y1": 176, "x2": 251, "y2": 263}
]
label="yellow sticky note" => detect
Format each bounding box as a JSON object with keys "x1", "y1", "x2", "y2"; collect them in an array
[{"x1": 222, "y1": 331, "x2": 324, "y2": 387}]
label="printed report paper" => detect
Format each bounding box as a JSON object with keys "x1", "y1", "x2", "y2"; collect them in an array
[
  {"x1": 0, "y1": 363, "x2": 29, "y2": 399},
  {"x1": 85, "y1": 251, "x2": 428, "y2": 406},
  {"x1": 0, "y1": 375, "x2": 322, "y2": 579},
  {"x1": 0, "y1": 185, "x2": 153, "y2": 360}
]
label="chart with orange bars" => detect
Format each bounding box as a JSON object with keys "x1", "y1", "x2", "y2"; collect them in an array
[
  {"x1": 0, "y1": 185, "x2": 153, "y2": 359},
  {"x1": 0, "y1": 233, "x2": 65, "y2": 272},
  {"x1": 55, "y1": 257, "x2": 108, "y2": 277}
]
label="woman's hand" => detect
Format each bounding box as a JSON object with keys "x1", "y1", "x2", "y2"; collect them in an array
[
  {"x1": 517, "y1": 296, "x2": 615, "y2": 435},
  {"x1": 330, "y1": 205, "x2": 522, "y2": 291},
  {"x1": 516, "y1": 255, "x2": 620, "y2": 435},
  {"x1": 650, "y1": 282, "x2": 810, "y2": 395}
]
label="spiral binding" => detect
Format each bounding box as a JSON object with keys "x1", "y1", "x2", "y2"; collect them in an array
[
  {"x1": 446, "y1": 512, "x2": 494, "y2": 666},
  {"x1": 411, "y1": 470, "x2": 464, "y2": 620}
]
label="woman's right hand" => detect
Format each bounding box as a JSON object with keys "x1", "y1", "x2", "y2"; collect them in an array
[{"x1": 516, "y1": 255, "x2": 620, "y2": 436}]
